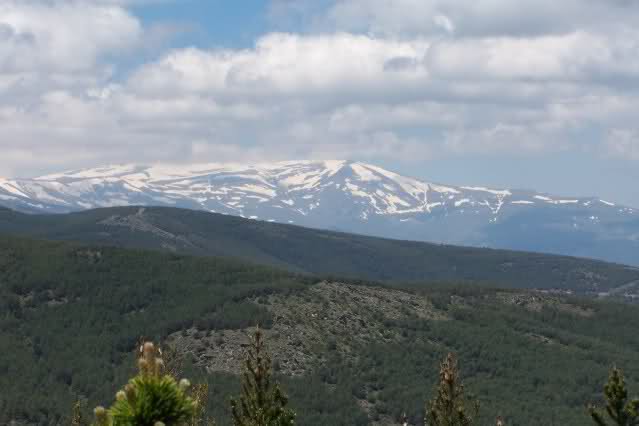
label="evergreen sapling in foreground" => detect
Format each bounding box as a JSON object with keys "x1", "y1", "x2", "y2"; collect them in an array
[
  {"x1": 425, "y1": 352, "x2": 479, "y2": 426},
  {"x1": 93, "y1": 342, "x2": 197, "y2": 426},
  {"x1": 230, "y1": 328, "x2": 295, "y2": 426},
  {"x1": 589, "y1": 366, "x2": 639, "y2": 426}
]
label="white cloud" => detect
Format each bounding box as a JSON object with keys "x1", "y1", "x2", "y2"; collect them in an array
[
  {"x1": 606, "y1": 129, "x2": 639, "y2": 160},
  {"x1": 0, "y1": 1, "x2": 142, "y2": 73},
  {"x1": 1, "y1": 0, "x2": 639, "y2": 180},
  {"x1": 426, "y1": 31, "x2": 607, "y2": 80},
  {"x1": 444, "y1": 123, "x2": 565, "y2": 155},
  {"x1": 319, "y1": 0, "x2": 639, "y2": 38},
  {"x1": 127, "y1": 33, "x2": 430, "y2": 97}
]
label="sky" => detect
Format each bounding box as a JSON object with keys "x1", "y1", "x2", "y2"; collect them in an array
[{"x1": 1, "y1": 0, "x2": 638, "y2": 206}]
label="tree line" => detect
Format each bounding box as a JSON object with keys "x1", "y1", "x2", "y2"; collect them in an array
[{"x1": 74, "y1": 328, "x2": 639, "y2": 426}]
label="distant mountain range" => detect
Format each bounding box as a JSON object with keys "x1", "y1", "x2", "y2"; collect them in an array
[{"x1": 1, "y1": 160, "x2": 637, "y2": 265}]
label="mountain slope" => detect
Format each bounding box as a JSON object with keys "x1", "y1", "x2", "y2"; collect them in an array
[
  {"x1": 1, "y1": 160, "x2": 638, "y2": 265},
  {"x1": 2, "y1": 235, "x2": 639, "y2": 425},
  {"x1": 1, "y1": 205, "x2": 638, "y2": 296}
]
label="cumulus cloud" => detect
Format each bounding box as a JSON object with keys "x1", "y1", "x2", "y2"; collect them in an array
[
  {"x1": 127, "y1": 33, "x2": 430, "y2": 99},
  {"x1": 1, "y1": 0, "x2": 639, "y2": 181},
  {"x1": 0, "y1": 1, "x2": 142, "y2": 73}
]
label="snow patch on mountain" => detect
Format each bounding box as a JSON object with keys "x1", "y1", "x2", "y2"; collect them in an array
[
  {"x1": 0, "y1": 161, "x2": 632, "y2": 228},
  {"x1": 461, "y1": 186, "x2": 511, "y2": 197}
]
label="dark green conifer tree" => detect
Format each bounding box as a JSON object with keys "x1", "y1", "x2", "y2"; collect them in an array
[
  {"x1": 425, "y1": 353, "x2": 479, "y2": 426},
  {"x1": 230, "y1": 328, "x2": 295, "y2": 426},
  {"x1": 589, "y1": 366, "x2": 639, "y2": 426}
]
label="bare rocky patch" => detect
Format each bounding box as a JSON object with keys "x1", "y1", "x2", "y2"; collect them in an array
[
  {"x1": 495, "y1": 292, "x2": 594, "y2": 317},
  {"x1": 99, "y1": 207, "x2": 196, "y2": 250},
  {"x1": 167, "y1": 281, "x2": 445, "y2": 377}
]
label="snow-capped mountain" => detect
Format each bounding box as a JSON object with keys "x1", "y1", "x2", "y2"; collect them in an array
[{"x1": 1, "y1": 160, "x2": 638, "y2": 265}]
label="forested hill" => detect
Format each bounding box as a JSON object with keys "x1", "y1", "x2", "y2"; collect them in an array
[
  {"x1": 1, "y1": 206, "x2": 638, "y2": 295},
  {"x1": 2, "y1": 234, "x2": 639, "y2": 425}
]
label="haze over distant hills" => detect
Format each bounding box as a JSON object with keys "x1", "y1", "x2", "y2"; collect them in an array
[{"x1": 1, "y1": 160, "x2": 637, "y2": 265}]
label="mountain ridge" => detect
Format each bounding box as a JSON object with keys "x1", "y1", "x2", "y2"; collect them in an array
[
  {"x1": 1, "y1": 205, "x2": 638, "y2": 298},
  {"x1": 1, "y1": 160, "x2": 638, "y2": 265},
  {"x1": 1, "y1": 160, "x2": 629, "y2": 213}
]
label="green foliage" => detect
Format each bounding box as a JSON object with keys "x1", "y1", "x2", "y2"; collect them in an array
[
  {"x1": 0, "y1": 236, "x2": 308, "y2": 424},
  {"x1": 425, "y1": 353, "x2": 479, "y2": 426},
  {"x1": 2, "y1": 205, "x2": 638, "y2": 293},
  {"x1": 589, "y1": 367, "x2": 639, "y2": 425},
  {"x1": 93, "y1": 342, "x2": 196, "y2": 426},
  {"x1": 189, "y1": 383, "x2": 216, "y2": 426},
  {"x1": 230, "y1": 329, "x2": 295, "y2": 426},
  {"x1": 289, "y1": 284, "x2": 639, "y2": 425},
  {"x1": 2, "y1": 235, "x2": 639, "y2": 424}
]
